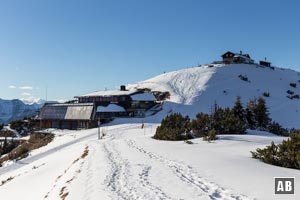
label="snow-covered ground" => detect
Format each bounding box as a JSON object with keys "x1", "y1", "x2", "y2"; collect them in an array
[
  {"x1": 0, "y1": 122, "x2": 299, "y2": 200},
  {"x1": 1, "y1": 64, "x2": 299, "y2": 199}
]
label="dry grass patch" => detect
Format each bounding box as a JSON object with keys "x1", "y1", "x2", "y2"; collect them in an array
[
  {"x1": 0, "y1": 176, "x2": 14, "y2": 186},
  {"x1": 60, "y1": 187, "x2": 69, "y2": 200},
  {"x1": 0, "y1": 132, "x2": 54, "y2": 166}
]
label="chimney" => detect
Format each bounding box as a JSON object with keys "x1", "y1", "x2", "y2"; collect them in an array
[
  {"x1": 240, "y1": 50, "x2": 243, "y2": 55},
  {"x1": 120, "y1": 85, "x2": 126, "y2": 91}
]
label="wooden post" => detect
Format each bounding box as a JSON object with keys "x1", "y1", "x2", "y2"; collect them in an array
[{"x1": 98, "y1": 120, "x2": 101, "y2": 140}]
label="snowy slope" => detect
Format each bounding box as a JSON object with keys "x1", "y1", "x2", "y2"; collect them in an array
[
  {"x1": 0, "y1": 124, "x2": 299, "y2": 200},
  {"x1": 129, "y1": 64, "x2": 300, "y2": 128}
]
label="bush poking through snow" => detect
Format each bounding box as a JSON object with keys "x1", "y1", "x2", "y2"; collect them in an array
[
  {"x1": 287, "y1": 90, "x2": 294, "y2": 95},
  {"x1": 184, "y1": 140, "x2": 194, "y2": 144},
  {"x1": 268, "y1": 121, "x2": 289, "y2": 136},
  {"x1": 263, "y1": 92, "x2": 270, "y2": 97},
  {"x1": 203, "y1": 129, "x2": 218, "y2": 142},
  {"x1": 154, "y1": 113, "x2": 191, "y2": 141},
  {"x1": 290, "y1": 83, "x2": 297, "y2": 88},
  {"x1": 251, "y1": 133, "x2": 300, "y2": 170},
  {"x1": 238, "y1": 74, "x2": 250, "y2": 82}
]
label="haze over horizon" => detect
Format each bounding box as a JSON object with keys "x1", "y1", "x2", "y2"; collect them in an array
[{"x1": 1, "y1": 0, "x2": 299, "y2": 101}]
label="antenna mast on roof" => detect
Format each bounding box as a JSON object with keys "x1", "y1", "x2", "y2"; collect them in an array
[{"x1": 46, "y1": 86, "x2": 48, "y2": 102}]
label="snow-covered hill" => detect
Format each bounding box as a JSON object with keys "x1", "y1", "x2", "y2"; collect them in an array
[
  {"x1": 1, "y1": 64, "x2": 300, "y2": 200},
  {"x1": 129, "y1": 64, "x2": 300, "y2": 128},
  {"x1": 0, "y1": 99, "x2": 42, "y2": 124}
]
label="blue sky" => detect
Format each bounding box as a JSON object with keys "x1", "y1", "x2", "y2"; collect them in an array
[{"x1": 1, "y1": 0, "x2": 299, "y2": 101}]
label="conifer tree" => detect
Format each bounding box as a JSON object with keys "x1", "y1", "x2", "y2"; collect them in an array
[
  {"x1": 190, "y1": 113, "x2": 210, "y2": 136},
  {"x1": 245, "y1": 99, "x2": 257, "y2": 129},
  {"x1": 232, "y1": 96, "x2": 245, "y2": 123},
  {"x1": 154, "y1": 113, "x2": 190, "y2": 140},
  {"x1": 222, "y1": 107, "x2": 246, "y2": 134},
  {"x1": 211, "y1": 103, "x2": 224, "y2": 134},
  {"x1": 255, "y1": 97, "x2": 271, "y2": 129}
]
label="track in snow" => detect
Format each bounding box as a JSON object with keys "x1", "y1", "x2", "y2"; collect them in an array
[
  {"x1": 126, "y1": 139, "x2": 252, "y2": 200},
  {"x1": 103, "y1": 136, "x2": 172, "y2": 200}
]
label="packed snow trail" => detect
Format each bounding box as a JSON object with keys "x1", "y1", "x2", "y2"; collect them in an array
[
  {"x1": 5, "y1": 123, "x2": 298, "y2": 199},
  {"x1": 97, "y1": 124, "x2": 253, "y2": 200},
  {"x1": 103, "y1": 135, "x2": 173, "y2": 200}
]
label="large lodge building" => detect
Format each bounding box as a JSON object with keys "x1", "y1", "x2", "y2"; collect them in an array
[{"x1": 39, "y1": 86, "x2": 161, "y2": 129}]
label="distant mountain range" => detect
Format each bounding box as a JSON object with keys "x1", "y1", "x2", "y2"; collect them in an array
[{"x1": 0, "y1": 98, "x2": 54, "y2": 125}]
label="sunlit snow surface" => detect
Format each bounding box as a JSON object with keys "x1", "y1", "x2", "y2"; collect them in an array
[{"x1": 1, "y1": 64, "x2": 300, "y2": 200}]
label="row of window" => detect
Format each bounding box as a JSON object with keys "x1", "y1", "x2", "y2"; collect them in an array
[{"x1": 79, "y1": 96, "x2": 127, "y2": 103}]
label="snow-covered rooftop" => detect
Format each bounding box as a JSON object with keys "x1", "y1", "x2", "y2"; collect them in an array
[
  {"x1": 96, "y1": 104, "x2": 126, "y2": 113},
  {"x1": 130, "y1": 93, "x2": 157, "y2": 101},
  {"x1": 233, "y1": 54, "x2": 253, "y2": 60},
  {"x1": 76, "y1": 90, "x2": 136, "y2": 97}
]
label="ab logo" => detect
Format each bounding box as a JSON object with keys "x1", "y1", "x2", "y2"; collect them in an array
[{"x1": 275, "y1": 177, "x2": 295, "y2": 195}]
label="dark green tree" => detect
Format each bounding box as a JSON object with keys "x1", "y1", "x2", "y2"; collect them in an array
[
  {"x1": 255, "y1": 97, "x2": 271, "y2": 129},
  {"x1": 154, "y1": 113, "x2": 190, "y2": 141},
  {"x1": 211, "y1": 104, "x2": 225, "y2": 134},
  {"x1": 245, "y1": 98, "x2": 257, "y2": 129},
  {"x1": 222, "y1": 107, "x2": 247, "y2": 134},
  {"x1": 252, "y1": 133, "x2": 300, "y2": 169},
  {"x1": 232, "y1": 96, "x2": 246, "y2": 123},
  {"x1": 190, "y1": 113, "x2": 210, "y2": 136}
]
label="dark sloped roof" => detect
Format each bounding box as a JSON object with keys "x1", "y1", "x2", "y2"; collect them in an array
[
  {"x1": 39, "y1": 105, "x2": 67, "y2": 120},
  {"x1": 222, "y1": 51, "x2": 252, "y2": 59},
  {"x1": 221, "y1": 51, "x2": 235, "y2": 57},
  {"x1": 39, "y1": 103, "x2": 94, "y2": 120}
]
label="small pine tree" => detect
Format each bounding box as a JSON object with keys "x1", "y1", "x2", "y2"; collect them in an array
[
  {"x1": 203, "y1": 129, "x2": 218, "y2": 142},
  {"x1": 222, "y1": 108, "x2": 246, "y2": 134},
  {"x1": 232, "y1": 96, "x2": 246, "y2": 123},
  {"x1": 154, "y1": 113, "x2": 190, "y2": 141},
  {"x1": 255, "y1": 97, "x2": 271, "y2": 129},
  {"x1": 245, "y1": 107, "x2": 256, "y2": 129},
  {"x1": 211, "y1": 104, "x2": 225, "y2": 134},
  {"x1": 246, "y1": 98, "x2": 258, "y2": 129},
  {"x1": 190, "y1": 113, "x2": 210, "y2": 137}
]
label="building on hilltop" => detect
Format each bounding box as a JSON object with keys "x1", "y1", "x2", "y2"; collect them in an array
[
  {"x1": 39, "y1": 86, "x2": 161, "y2": 129},
  {"x1": 259, "y1": 60, "x2": 271, "y2": 67},
  {"x1": 221, "y1": 51, "x2": 255, "y2": 64}
]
